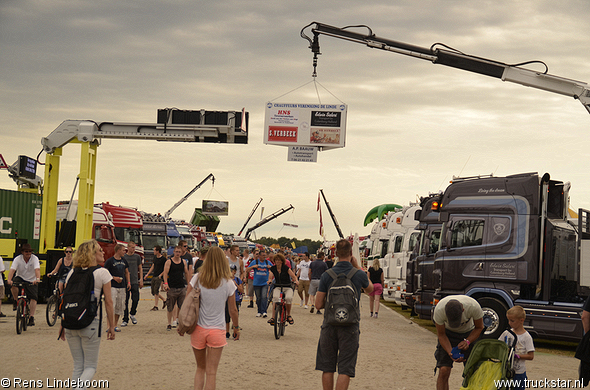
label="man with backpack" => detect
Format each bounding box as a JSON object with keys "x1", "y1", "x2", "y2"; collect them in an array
[{"x1": 314, "y1": 239, "x2": 373, "y2": 390}]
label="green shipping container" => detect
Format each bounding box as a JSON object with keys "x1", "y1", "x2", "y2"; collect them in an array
[{"x1": 0, "y1": 188, "x2": 43, "y2": 258}]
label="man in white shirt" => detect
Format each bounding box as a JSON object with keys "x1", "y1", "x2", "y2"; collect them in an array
[{"x1": 7, "y1": 244, "x2": 41, "y2": 326}]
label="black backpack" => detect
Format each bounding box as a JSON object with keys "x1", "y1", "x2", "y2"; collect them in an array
[
  {"x1": 60, "y1": 266, "x2": 101, "y2": 331},
  {"x1": 324, "y1": 268, "x2": 360, "y2": 326}
]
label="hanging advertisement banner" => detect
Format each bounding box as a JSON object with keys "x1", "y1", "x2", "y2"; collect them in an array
[
  {"x1": 202, "y1": 200, "x2": 229, "y2": 216},
  {"x1": 264, "y1": 102, "x2": 347, "y2": 150}
]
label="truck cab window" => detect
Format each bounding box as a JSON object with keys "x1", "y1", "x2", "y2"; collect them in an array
[
  {"x1": 393, "y1": 236, "x2": 403, "y2": 253},
  {"x1": 450, "y1": 219, "x2": 484, "y2": 248},
  {"x1": 408, "y1": 232, "x2": 420, "y2": 252}
]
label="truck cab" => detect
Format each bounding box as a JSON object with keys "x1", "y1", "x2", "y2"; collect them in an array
[
  {"x1": 55, "y1": 201, "x2": 117, "y2": 260},
  {"x1": 381, "y1": 205, "x2": 421, "y2": 306}
]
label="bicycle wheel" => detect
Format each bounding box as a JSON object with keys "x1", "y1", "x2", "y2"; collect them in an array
[
  {"x1": 279, "y1": 306, "x2": 286, "y2": 336},
  {"x1": 16, "y1": 300, "x2": 24, "y2": 334},
  {"x1": 46, "y1": 295, "x2": 58, "y2": 326},
  {"x1": 274, "y1": 304, "x2": 282, "y2": 340},
  {"x1": 23, "y1": 303, "x2": 29, "y2": 331}
]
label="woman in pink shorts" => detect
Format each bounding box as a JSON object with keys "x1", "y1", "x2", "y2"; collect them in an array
[
  {"x1": 367, "y1": 258, "x2": 384, "y2": 318},
  {"x1": 185, "y1": 247, "x2": 239, "y2": 390}
]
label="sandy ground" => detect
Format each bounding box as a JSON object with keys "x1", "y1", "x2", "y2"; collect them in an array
[{"x1": 0, "y1": 288, "x2": 583, "y2": 390}]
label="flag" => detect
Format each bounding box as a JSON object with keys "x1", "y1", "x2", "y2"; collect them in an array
[
  {"x1": 317, "y1": 192, "x2": 324, "y2": 238},
  {"x1": 291, "y1": 242, "x2": 296, "y2": 249}
]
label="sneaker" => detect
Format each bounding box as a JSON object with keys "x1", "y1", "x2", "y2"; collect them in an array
[
  {"x1": 13, "y1": 303, "x2": 16, "y2": 311},
  {"x1": 114, "y1": 327, "x2": 121, "y2": 332},
  {"x1": 28, "y1": 316, "x2": 35, "y2": 326},
  {"x1": 304, "y1": 305, "x2": 308, "y2": 309},
  {"x1": 226, "y1": 332, "x2": 230, "y2": 339},
  {"x1": 262, "y1": 313, "x2": 267, "y2": 318},
  {"x1": 130, "y1": 315, "x2": 137, "y2": 324},
  {"x1": 166, "y1": 325, "x2": 172, "y2": 331},
  {"x1": 121, "y1": 321, "x2": 128, "y2": 327},
  {"x1": 256, "y1": 313, "x2": 262, "y2": 317},
  {"x1": 0, "y1": 312, "x2": 5, "y2": 318},
  {"x1": 171, "y1": 320, "x2": 177, "y2": 328},
  {"x1": 374, "y1": 313, "x2": 378, "y2": 319},
  {"x1": 162, "y1": 301, "x2": 167, "y2": 309},
  {"x1": 300, "y1": 302, "x2": 303, "y2": 308},
  {"x1": 310, "y1": 306, "x2": 314, "y2": 313},
  {"x1": 316, "y1": 310, "x2": 322, "y2": 315},
  {"x1": 247, "y1": 302, "x2": 254, "y2": 308},
  {"x1": 150, "y1": 306, "x2": 158, "y2": 311},
  {"x1": 370, "y1": 313, "x2": 373, "y2": 317}
]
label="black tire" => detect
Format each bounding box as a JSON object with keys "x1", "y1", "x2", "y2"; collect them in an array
[
  {"x1": 23, "y1": 303, "x2": 29, "y2": 332},
  {"x1": 46, "y1": 295, "x2": 58, "y2": 327},
  {"x1": 16, "y1": 300, "x2": 24, "y2": 334},
  {"x1": 279, "y1": 306, "x2": 286, "y2": 336},
  {"x1": 274, "y1": 305, "x2": 282, "y2": 340},
  {"x1": 477, "y1": 297, "x2": 508, "y2": 339}
]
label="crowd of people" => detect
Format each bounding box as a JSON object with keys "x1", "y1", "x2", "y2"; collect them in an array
[{"x1": 1, "y1": 238, "x2": 544, "y2": 390}]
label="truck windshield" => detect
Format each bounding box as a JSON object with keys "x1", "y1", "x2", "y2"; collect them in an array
[
  {"x1": 143, "y1": 235, "x2": 166, "y2": 249},
  {"x1": 114, "y1": 227, "x2": 142, "y2": 246}
]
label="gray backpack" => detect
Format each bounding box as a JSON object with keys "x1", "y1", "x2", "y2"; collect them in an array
[{"x1": 324, "y1": 268, "x2": 360, "y2": 326}]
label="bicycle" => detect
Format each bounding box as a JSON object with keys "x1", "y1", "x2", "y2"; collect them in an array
[
  {"x1": 272, "y1": 284, "x2": 291, "y2": 340},
  {"x1": 14, "y1": 282, "x2": 31, "y2": 334},
  {"x1": 46, "y1": 275, "x2": 61, "y2": 326}
]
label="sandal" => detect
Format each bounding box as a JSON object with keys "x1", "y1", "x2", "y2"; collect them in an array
[
  {"x1": 268, "y1": 318, "x2": 275, "y2": 325},
  {"x1": 287, "y1": 316, "x2": 294, "y2": 325}
]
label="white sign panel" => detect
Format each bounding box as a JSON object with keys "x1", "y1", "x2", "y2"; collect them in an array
[
  {"x1": 288, "y1": 146, "x2": 318, "y2": 162},
  {"x1": 264, "y1": 102, "x2": 347, "y2": 150}
]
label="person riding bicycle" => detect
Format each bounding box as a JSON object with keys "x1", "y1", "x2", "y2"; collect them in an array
[
  {"x1": 267, "y1": 253, "x2": 299, "y2": 326},
  {"x1": 7, "y1": 243, "x2": 40, "y2": 327},
  {"x1": 48, "y1": 246, "x2": 74, "y2": 293}
]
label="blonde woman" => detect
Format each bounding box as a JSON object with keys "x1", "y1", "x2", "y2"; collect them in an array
[
  {"x1": 59, "y1": 240, "x2": 115, "y2": 383},
  {"x1": 185, "y1": 247, "x2": 239, "y2": 390},
  {"x1": 367, "y1": 258, "x2": 384, "y2": 318}
]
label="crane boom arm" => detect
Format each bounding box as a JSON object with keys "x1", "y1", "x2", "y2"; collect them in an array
[
  {"x1": 244, "y1": 204, "x2": 294, "y2": 240},
  {"x1": 164, "y1": 173, "x2": 215, "y2": 220},
  {"x1": 238, "y1": 197, "x2": 263, "y2": 236},
  {"x1": 320, "y1": 189, "x2": 344, "y2": 239},
  {"x1": 303, "y1": 22, "x2": 590, "y2": 114}
]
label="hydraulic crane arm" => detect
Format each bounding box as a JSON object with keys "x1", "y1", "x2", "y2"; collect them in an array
[
  {"x1": 301, "y1": 22, "x2": 590, "y2": 114},
  {"x1": 42, "y1": 118, "x2": 244, "y2": 154},
  {"x1": 164, "y1": 173, "x2": 215, "y2": 220},
  {"x1": 319, "y1": 189, "x2": 344, "y2": 239},
  {"x1": 238, "y1": 197, "x2": 263, "y2": 236},
  {"x1": 244, "y1": 204, "x2": 294, "y2": 240},
  {"x1": 39, "y1": 109, "x2": 247, "y2": 253}
]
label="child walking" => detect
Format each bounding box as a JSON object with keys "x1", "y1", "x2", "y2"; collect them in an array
[{"x1": 498, "y1": 305, "x2": 535, "y2": 390}]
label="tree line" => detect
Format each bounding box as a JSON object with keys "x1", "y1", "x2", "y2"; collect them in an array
[{"x1": 251, "y1": 236, "x2": 323, "y2": 254}]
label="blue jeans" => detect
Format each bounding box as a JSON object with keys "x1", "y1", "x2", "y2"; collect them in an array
[
  {"x1": 253, "y1": 284, "x2": 268, "y2": 314},
  {"x1": 65, "y1": 318, "x2": 101, "y2": 388},
  {"x1": 513, "y1": 372, "x2": 527, "y2": 390}
]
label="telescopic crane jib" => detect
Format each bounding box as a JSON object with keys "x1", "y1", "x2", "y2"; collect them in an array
[
  {"x1": 39, "y1": 108, "x2": 248, "y2": 253},
  {"x1": 164, "y1": 173, "x2": 215, "y2": 220},
  {"x1": 244, "y1": 205, "x2": 294, "y2": 240},
  {"x1": 301, "y1": 22, "x2": 590, "y2": 114},
  {"x1": 319, "y1": 189, "x2": 344, "y2": 239}
]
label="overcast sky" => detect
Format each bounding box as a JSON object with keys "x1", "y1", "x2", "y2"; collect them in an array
[{"x1": 1, "y1": 0, "x2": 590, "y2": 242}]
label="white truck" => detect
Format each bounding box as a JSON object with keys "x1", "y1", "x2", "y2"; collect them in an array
[{"x1": 380, "y1": 205, "x2": 421, "y2": 306}]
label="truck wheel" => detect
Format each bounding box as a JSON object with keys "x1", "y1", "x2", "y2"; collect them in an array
[{"x1": 477, "y1": 297, "x2": 508, "y2": 339}]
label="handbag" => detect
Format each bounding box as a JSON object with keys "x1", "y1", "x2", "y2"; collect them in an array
[{"x1": 177, "y1": 276, "x2": 201, "y2": 336}]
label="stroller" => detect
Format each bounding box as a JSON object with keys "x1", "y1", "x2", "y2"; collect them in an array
[{"x1": 460, "y1": 330, "x2": 517, "y2": 390}]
